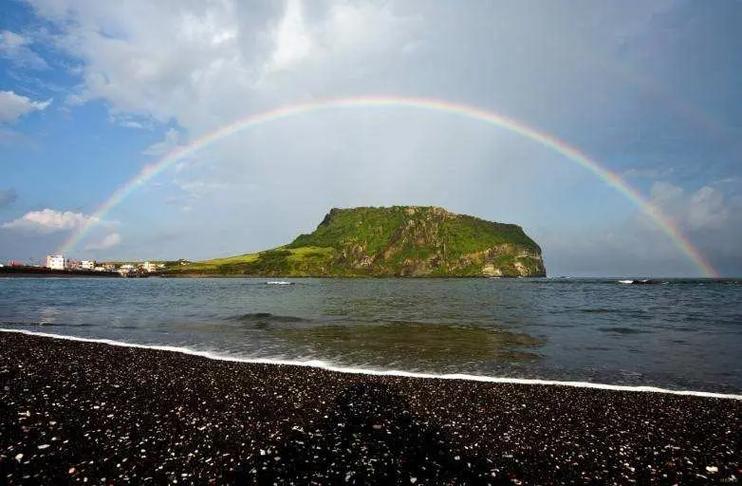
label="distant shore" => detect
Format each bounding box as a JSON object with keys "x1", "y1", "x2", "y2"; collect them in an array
[
  {"x1": 1, "y1": 331, "x2": 739, "y2": 484},
  {"x1": 0, "y1": 267, "x2": 120, "y2": 278}
]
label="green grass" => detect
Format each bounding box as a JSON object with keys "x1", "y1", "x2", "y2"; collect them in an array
[
  {"x1": 288, "y1": 207, "x2": 406, "y2": 255},
  {"x1": 442, "y1": 215, "x2": 541, "y2": 256},
  {"x1": 202, "y1": 253, "x2": 260, "y2": 266},
  {"x1": 173, "y1": 246, "x2": 337, "y2": 275}
]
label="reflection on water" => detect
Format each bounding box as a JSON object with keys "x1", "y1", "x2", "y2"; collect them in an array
[
  {"x1": 39, "y1": 307, "x2": 62, "y2": 325},
  {"x1": 0, "y1": 277, "x2": 740, "y2": 392},
  {"x1": 275, "y1": 322, "x2": 543, "y2": 370}
]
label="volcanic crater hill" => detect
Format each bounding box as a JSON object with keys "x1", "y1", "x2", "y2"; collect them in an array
[{"x1": 172, "y1": 206, "x2": 546, "y2": 277}]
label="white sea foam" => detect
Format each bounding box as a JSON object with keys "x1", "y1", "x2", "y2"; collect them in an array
[
  {"x1": 266, "y1": 281, "x2": 294, "y2": 285},
  {"x1": 1, "y1": 328, "x2": 740, "y2": 400}
]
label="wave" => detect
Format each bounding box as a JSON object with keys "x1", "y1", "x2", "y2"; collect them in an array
[
  {"x1": 600, "y1": 326, "x2": 651, "y2": 335},
  {"x1": 579, "y1": 308, "x2": 617, "y2": 314},
  {"x1": 228, "y1": 312, "x2": 308, "y2": 323},
  {"x1": 0, "y1": 320, "x2": 94, "y2": 328},
  {"x1": 1, "y1": 328, "x2": 739, "y2": 400},
  {"x1": 617, "y1": 279, "x2": 664, "y2": 285}
]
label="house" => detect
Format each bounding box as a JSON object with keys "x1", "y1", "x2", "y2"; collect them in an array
[
  {"x1": 81, "y1": 260, "x2": 96, "y2": 270},
  {"x1": 118, "y1": 264, "x2": 135, "y2": 276},
  {"x1": 46, "y1": 255, "x2": 66, "y2": 270},
  {"x1": 142, "y1": 261, "x2": 157, "y2": 272},
  {"x1": 66, "y1": 260, "x2": 81, "y2": 270}
]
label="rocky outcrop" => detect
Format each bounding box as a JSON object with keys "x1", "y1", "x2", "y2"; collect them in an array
[{"x1": 286, "y1": 206, "x2": 545, "y2": 277}]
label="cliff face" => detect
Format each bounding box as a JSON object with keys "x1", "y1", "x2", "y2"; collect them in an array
[{"x1": 177, "y1": 206, "x2": 546, "y2": 277}]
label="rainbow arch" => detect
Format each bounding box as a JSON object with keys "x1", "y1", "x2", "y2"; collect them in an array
[{"x1": 58, "y1": 95, "x2": 718, "y2": 277}]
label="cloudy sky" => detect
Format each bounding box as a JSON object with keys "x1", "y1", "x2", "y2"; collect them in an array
[{"x1": 0, "y1": 0, "x2": 740, "y2": 276}]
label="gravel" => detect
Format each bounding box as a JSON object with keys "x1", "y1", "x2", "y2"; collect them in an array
[{"x1": 0, "y1": 332, "x2": 739, "y2": 484}]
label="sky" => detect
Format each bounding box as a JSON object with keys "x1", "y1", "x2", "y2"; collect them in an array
[{"x1": 0, "y1": 0, "x2": 740, "y2": 276}]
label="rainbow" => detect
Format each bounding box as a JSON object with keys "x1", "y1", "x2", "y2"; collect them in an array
[{"x1": 58, "y1": 95, "x2": 719, "y2": 277}]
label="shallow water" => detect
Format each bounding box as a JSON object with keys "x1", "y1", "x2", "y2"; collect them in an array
[{"x1": 0, "y1": 277, "x2": 740, "y2": 392}]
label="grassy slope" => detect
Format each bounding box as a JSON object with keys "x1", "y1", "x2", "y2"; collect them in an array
[{"x1": 170, "y1": 207, "x2": 543, "y2": 277}]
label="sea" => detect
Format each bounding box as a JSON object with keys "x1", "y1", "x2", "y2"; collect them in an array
[{"x1": 1, "y1": 277, "x2": 740, "y2": 393}]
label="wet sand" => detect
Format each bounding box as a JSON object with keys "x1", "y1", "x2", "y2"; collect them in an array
[{"x1": 0, "y1": 332, "x2": 739, "y2": 484}]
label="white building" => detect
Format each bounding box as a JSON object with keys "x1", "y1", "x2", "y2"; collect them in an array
[
  {"x1": 80, "y1": 260, "x2": 96, "y2": 270},
  {"x1": 142, "y1": 261, "x2": 157, "y2": 272},
  {"x1": 46, "y1": 255, "x2": 66, "y2": 270},
  {"x1": 118, "y1": 264, "x2": 135, "y2": 276}
]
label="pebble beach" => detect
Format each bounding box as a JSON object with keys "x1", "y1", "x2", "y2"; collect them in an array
[{"x1": 0, "y1": 331, "x2": 739, "y2": 484}]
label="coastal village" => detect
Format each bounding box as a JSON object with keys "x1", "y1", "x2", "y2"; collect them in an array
[
  {"x1": 0, "y1": 254, "x2": 179, "y2": 277},
  {"x1": 44, "y1": 255, "x2": 165, "y2": 276}
]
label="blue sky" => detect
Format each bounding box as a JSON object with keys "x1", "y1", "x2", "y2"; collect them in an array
[{"x1": 0, "y1": 0, "x2": 740, "y2": 276}]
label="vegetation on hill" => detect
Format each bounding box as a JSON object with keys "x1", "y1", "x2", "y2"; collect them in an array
[{"x1": 169, "y1": 206, "x2": 546, "y2": 277}]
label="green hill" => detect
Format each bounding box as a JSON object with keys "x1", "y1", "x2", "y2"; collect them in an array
[{"x1": 171, "y1": 206, "x2": 546, "y2": 277}]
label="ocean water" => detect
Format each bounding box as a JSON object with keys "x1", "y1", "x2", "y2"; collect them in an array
[{"x1": 0, "y1": 277, "x2": 740, "y2": 393}]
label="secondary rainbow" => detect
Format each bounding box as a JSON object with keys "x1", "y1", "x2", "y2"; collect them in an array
[{"x1": 58, "y1": 95, "x2": 719, "y2": 277}]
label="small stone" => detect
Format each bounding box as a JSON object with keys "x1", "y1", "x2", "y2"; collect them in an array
[
  {"x1": 410, "y1": 478, "x2": 418, "y2": 484},
  {"x1": 69, "y1": 467, "x2": 76, "y2": 475},
  {"x1": 38, "y1": 444, "x2": 50, "y2": 450},
  {"x1": 15, "y1": 453, "x2": 23, "y2": 462},
  {"x1": 706, "y1": 466, "x2": 718, "y2": 474}
]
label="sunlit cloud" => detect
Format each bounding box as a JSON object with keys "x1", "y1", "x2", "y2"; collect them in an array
[
  {"x1": 267, "y1": 0, "x2": 313, "y2": 72},
  {"x1": 0, "y1": 90, "x2": 51, "y2": 123},
  {"x1": 1, "y1": 209, "x2": 97, "y2": 234}
]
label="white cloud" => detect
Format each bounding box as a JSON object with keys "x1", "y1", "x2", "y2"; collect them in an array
[
  {"x1": 1, "y1": 209, "x2": 95, "y2": 233},
  {"x1": 85, "y1": 232, "x2": 122, "y2": 250},
  {"x1": 120, "y1": 120, "x2": 146, "y2": 129},
  {"x1": 108, "y1": 112, "x2": 153, "y2": 130},
  {"x1": 24, "y1": 0, "x2": 419, "y2": 129},
  {"x1": 268, "y1": 0, "x2": 313, "y2": 72},
  {"x1": 143, "y1": 128, "x2": 183, "y2": 156},
  {"x1": 0, "y1": 90, "x2": 52, "y2": 123},
  {"x1": 650, "y1": 181, "x2": 731, "y2": 231},
  {"x1": 688, "y1": 186, "x2": 729, "y2": 230},
  {"x1": 0, "y1": 30, "x2": 48, "y2": 69},
  {"x1": 649, "y1": 181, "x2": 684, "y2": 210}
]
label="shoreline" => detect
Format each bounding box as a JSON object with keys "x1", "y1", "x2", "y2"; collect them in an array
[
  {"x1": 1, "y1": 330, "x2": 739, "y2": 483},
  {"x1": 0, "y1": 270, "x2": 120, "y2": 278},
  {"x1": 1, "y1": 328, "x2": 740, "y2": 400}
]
